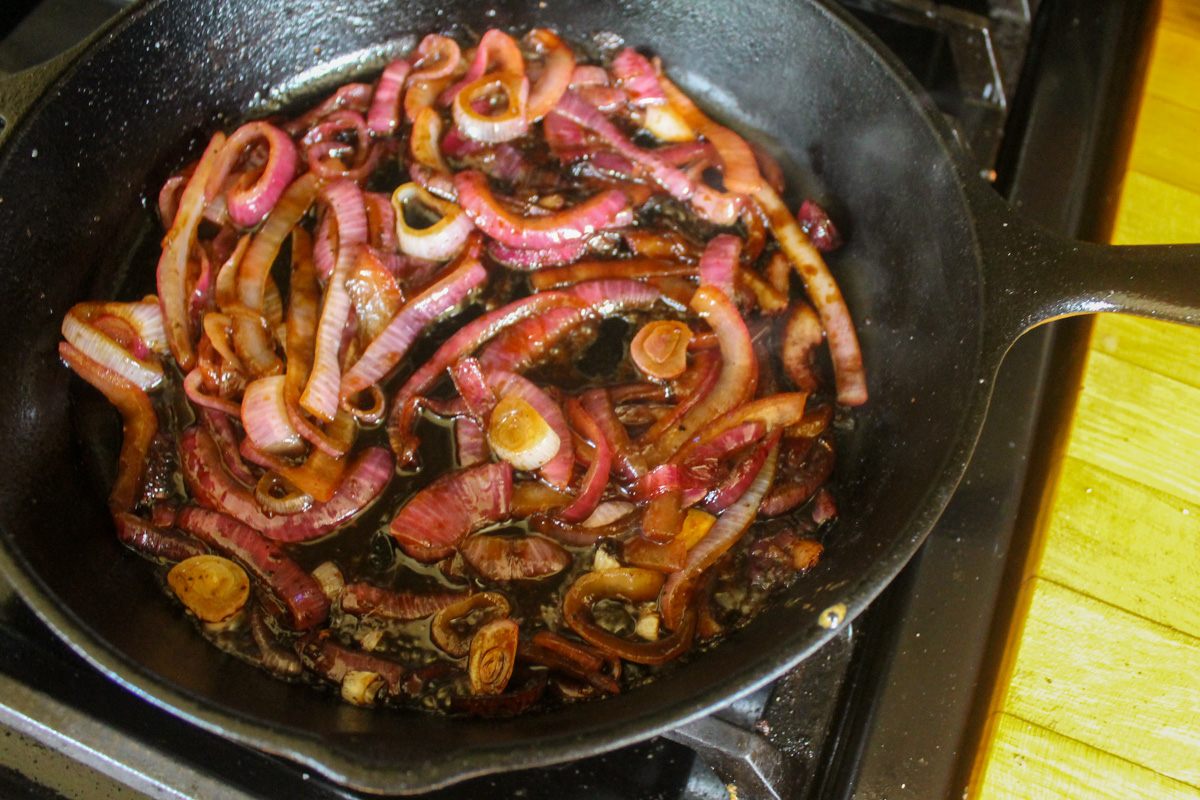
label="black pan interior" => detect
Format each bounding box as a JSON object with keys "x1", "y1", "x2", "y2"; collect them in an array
[{"x1": 0, "y1": 0, "x2": 989, "y2": 789}]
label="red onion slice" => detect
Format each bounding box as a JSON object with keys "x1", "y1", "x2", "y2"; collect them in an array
[
  {"x1": 646, "y1": 286, "x2": 758, "y2": 463},
  {"x1": 176, "y1": 506, "x2": 330, "y2": 630},
  {"x1": 339, "y1": 242, "x2": 486, "y2": 399},
  {"x1": 460, "y1": 533, "x2": 572, "y2": 581},
  {"x1": 754, "y1": 184, "x2": 866, "y2": 406},
  {"x1": 453, "y1": 72, "x2": 531, "y2": 144},
  {"x1": 389, "y1": 461, "x2": 513, "y2": 562},
  {"x1": 559, "y1": 397, "x2": 611, "y2": 523},
  {"x1": 341, "y1": 583, "x2": 463, "y2": 620},
  {"x1": 392, "y1": 182, "x2": 474, "y2": 260},
  {"x1": 453, "y1": 169, "x2": 627, "y2": 249},
  {"x1": 367, "y1": 57, "x2": 412, "y2": 135},
  {"x1": 301, "y1": 180, "x2": 368, "y2": 422},
  {"x1": 208, "y1": 121, "x2": 299, "y2": 229},
  {"x1": 486, "y1": 369, "x2": 574, "y2": 490},
  {"x1": 241, "y1": 374, "x2": 304, "y2": 456},
  {"x1": 698, "y1": 233, "x2": 741, "y2": 299},
  {"x1": 158, "y1": 132, "x2": 226, "y2": 371},
  {"x1": 660, "y1": 438, "x2": 780, "y2": 630},
  {"x1": 59, "y1": 342, "x2": 158, "y2": 512},
  {"x1": 611, "y1": 48, "x2": 666, "y2": 107}
]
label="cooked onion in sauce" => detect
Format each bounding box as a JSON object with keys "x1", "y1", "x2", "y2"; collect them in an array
[{"x1": 59, "y1": 27, "x2": 860, "y2": 715}]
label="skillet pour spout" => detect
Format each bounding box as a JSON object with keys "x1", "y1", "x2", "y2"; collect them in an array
[{"x1": 0, "y1": 0, "x2": 1198, "y2": 793}]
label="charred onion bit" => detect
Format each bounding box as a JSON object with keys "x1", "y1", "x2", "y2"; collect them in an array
[
  {"x1": 468, "y1": 618, "x2": 520, "y2": 695},
  {"x1": 563, "y1": 568, "x2": 695, "y2": 665},
  {"x1": 167, "y1": 554, "x2": 250, "y2": 623},
  {"x1": 431, "y1": 592, "x2": 511, "y2": 657},
  {"x1": 389, "y1": 461, "x2": 513, "y2": 561},
  {"x1": 797, "y1": 199, "x2": 842, "y2": 253},
  {"x1": 176, "y1": 507, "x2": 330, "y2": 630}
]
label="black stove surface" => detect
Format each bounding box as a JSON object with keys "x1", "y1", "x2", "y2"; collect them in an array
[{"x1": 0, "y1": 1, "x2": 1156, "y2": 798}]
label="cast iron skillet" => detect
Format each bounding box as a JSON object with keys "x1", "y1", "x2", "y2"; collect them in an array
[{"x1": 0, "y1": 0, "x2": 1197, "y2": 793}]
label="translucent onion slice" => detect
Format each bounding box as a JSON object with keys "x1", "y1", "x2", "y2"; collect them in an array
[
  {"x1": 642, "y1": 104, "x2": 695, "y2": 143},
  {"x1": 487, "y1": 394, "x2": 561, "y2": 472},
  {"x1": 391, "y1": 182, "x2": 473, "y2": 261},
  {"x1": 241, "y1": 375, "x2": 305, "y2": 456},
  {"x1": 167, "y1": 554, "x2": 250, "y2": 623},
  {"x1": 61, "y1": 308, "x2": 163, "y2": 391},
  {"x1": 630, "y1": 320, "x2": 692, "y2": 381},
  {"x1": 452, "y1": 72, "x2": 530, "y2": 144}
]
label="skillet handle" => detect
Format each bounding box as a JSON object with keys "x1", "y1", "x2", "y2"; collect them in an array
[{"x1": 968, "y1": 178, "x2": 1200, "y2": 363}]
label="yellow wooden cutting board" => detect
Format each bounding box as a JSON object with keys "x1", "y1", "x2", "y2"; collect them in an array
[{"x1": 970, "y1": 1, "x2": 1200, "y2": 798}]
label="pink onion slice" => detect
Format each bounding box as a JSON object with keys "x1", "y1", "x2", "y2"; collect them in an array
[
  {"x1": 460, "y1": 533, "x2": 571, "y2": 581},
  {"x1": 487, "y1": 238, "x2": 589, "y2": 270},
  {"x1": 392, "y1": 182, "x2": 474, "y2": 260},
  {"x1": 339, "y1": 243, "x2": 486, "y2": 399},
  {"x1": 301, "y1": 180, "x2": 368, "y2": 422},
  {"x1": 700, "y1": 431, "x2": 777, "y2": 513},
  {"x1": 208, "y1": 121, "x2": 299, "y2": 229},
  {"x1": 559, "y1": 397, "x2": 611, "y2": 523},
  {"x1": 175, "y1": 506, "x2": 330, "y2": 630},
  {"x1": 486, "y1": 369, "x2": 574, "y2": 490},
  {"x1": 450, "y1": 357, "x2": 496, "y2": 420},
  {"x1": 256, "y1": 446, "x2": 393, "y2": 543},
  {"x1": 158, "y1": 132, "x2": 226, "y2": 371},
  {"x1": 386, "y1": 291, "x2": 589, "y2": 462},
  {"x1": 439, "y1": 29, "x2": 524, "y2": 105},
  {"x1": 611, "y1": 48, "x2": 666, "y2": 107},
  {"x1": 476, "y1": 305, "x2": 587, "y2": 374},
  {"x1": 698, "y1": 233, "x2": 742, "y2": 299},
  {"x1": 341, "y1": 583, "x2": 463, "y2": 620},
  {"x1": 389, "y1": 461, "x2": 513, "y2": 562},
  {"x1": 453, "y1": 72, "x2": 531, "y2": 144},
  {"x1": 579, "y1": 388, "x2": 647, "y2": 483},
  {"x1": 754, "y1": 184, "x2": 866, "y2": 406},
  {"x1": 241, "y1": 375, "x2": 304, "y2": 456},
  {"x1": 455, "y1": 417, "x2": 490, "y2": 467},
  {"x1": 367, "y1": 57, "x2": 412, "y2": 135},
  {"x1": 523, "y1": 29, "x2": 576, "y2": 121},
  {"x1": 453, "y1": 169, "x2": 627, "y2": 249}
]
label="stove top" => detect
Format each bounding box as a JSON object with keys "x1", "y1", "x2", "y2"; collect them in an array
[{"x1": 0, "y1": 1, "x2": 1156, "y2": 797}]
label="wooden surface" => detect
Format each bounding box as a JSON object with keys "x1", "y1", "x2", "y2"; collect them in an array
[{"x1": 971, "y1": 1, "x2": 1200, "y2": 798}]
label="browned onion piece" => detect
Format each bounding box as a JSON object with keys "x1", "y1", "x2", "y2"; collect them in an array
[
  {"x1": 468, "y1": 618, "x2": 519, "y2": 695},
  {"x1": 113, "y1": 512, "x2": 207, "y2": 563},
  {"x1": 517, "y1": 639, "x2": 620, "y2": 695},
  {"x1": 562, "y1": 568, "x2": 695, "y2": 665},
  {"x1": 449, "y1": 667, "x2": 547, "y2": 716},
  {"x1": 59, "y1": 342, "x2": 158, "y2": 513},
  {"x1": 431, "y1": 592, "x2": 512, "y2": 657},
  {"x1": 341, "y1": 582, "x2": 464, "y2": 621},
  {"x1": 298, "y1": 629, "x2": 408, "y2": 697},
  {"x1": 781, "y1": 301, "x2": 824, "y2": 394},
  {"x1": 460, "y1": 533, "x2": 571, "y2": 581}
]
